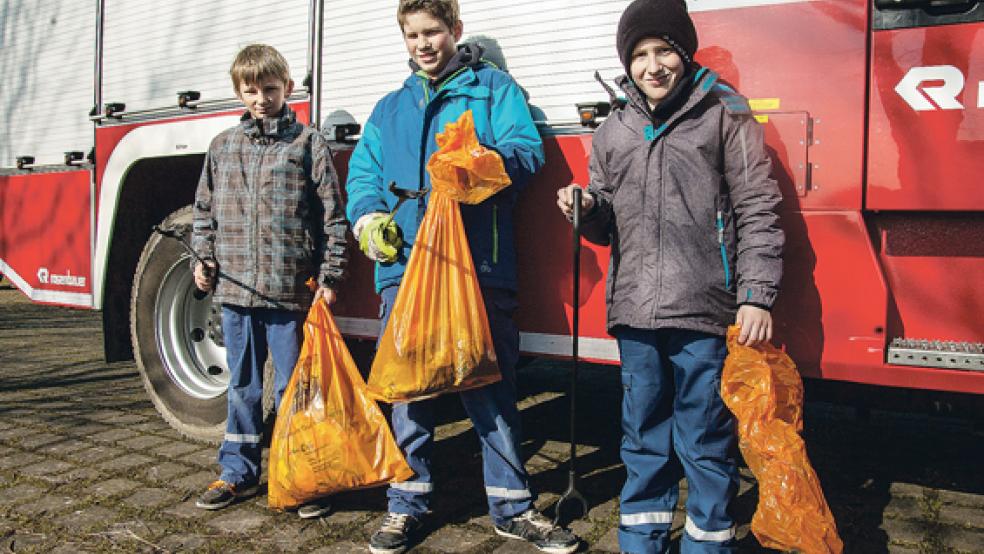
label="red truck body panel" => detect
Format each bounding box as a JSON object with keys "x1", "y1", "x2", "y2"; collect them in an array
[
  {"x1": 2, "y1": 1, "x2": 982, "y2": 394},
  {"x1": 0, "y1": 170, "x2": 93, "y2": 307}
]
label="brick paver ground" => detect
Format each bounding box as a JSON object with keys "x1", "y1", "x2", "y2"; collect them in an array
[{"x1": 0, "y1": 283, "x2": 982, "y2": 552}]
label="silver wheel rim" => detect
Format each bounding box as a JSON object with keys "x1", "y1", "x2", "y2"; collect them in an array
[{"x1": 154, "y1": 253, "x2": 228, "y2": 400}]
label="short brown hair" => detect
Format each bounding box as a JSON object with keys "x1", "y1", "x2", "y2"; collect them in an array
[
  {"x1": 397, "y1": 0, "x2": 460, "y2": 31},
  {"x1": 229, "y1": 44, "x2": 291, "y2": 92}
]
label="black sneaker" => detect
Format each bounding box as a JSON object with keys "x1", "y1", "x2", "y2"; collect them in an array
[
  {"x1": 297, "y1": 498, "x2": 332, "y2": 519},
  {"x1": 495, "y1": 509, "x2": 579, "y2": 554},
  {"x1": 369, "y1": 512, "x2": 421, "y2": 554},
  {"x1": 195, "y1": 480, "x2": 257, "y2": 510}
]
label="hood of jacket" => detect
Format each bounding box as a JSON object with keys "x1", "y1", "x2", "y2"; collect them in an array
[{"x1": 409, "y1": 43, "x2": 485, "y2": 87}]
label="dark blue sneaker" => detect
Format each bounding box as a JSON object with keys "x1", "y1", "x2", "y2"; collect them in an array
[{"x1": 495, "y1": 509, "x2": 579, "y2": 554}]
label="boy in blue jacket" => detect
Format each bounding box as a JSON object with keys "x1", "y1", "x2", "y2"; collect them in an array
[{"x1": 346, "y1": 2, "x2": 578, "y2": 553}]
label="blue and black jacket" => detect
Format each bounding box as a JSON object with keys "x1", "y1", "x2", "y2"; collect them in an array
[{"x1": 345, "y1": 46, "x2": 545, "y2": 292}]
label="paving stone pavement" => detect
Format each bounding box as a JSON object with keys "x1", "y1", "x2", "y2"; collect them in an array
[{"x1": 0, "y1": 285, "x2": 982, "y2": 553}]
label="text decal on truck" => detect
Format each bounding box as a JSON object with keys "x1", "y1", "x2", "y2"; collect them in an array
[
  {"x1": 37, "y1": 267, "x2": 87, "y2": 288},
  {"x1": 895, "y1": 65, "x2": 983, "y2": 111}
]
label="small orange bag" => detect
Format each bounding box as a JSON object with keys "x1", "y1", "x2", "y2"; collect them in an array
[
  {"x1": 721, "y1": 326, "x2": 843, "y2": 554},
  {"x1": 268, "y1": 300, "x2": 413, "y2": 509},
  {"x1": 366, "y1": 110, "x2": 510, "y2": 403}
]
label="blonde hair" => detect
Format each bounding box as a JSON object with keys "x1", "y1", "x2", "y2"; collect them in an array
[
  {"x1": 397, "y1": 0, "x2": 460, "y2": 31},
  {"x1": 229, "y1": 44, "x2": 291, "y2": 91}
]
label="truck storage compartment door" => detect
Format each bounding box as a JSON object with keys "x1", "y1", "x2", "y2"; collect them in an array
[
  {"x1": 0, "y1": 169, "x2": 93, "y2": 308},
  {"x1": 868, "y1": 0, "x2": 984, "y2": 210}
]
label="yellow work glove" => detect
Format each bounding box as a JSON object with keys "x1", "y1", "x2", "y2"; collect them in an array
[{"x1": 354, "y1": 212, "x2": 401, "y2": 263}]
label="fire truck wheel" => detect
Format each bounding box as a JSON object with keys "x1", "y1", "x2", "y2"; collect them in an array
[{"x1": 130, "y1": 206, "x2": 275, "y2": 444}]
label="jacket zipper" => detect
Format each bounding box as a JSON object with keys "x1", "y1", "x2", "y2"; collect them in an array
[
  {"x1": 492, "y1": 205, "x2": 498, "y2": 264},
  {"x1": 644, "y1": 138, "x2": 661, "y2": 322},
  {"x1": 418, "y1": 77, "x2": 435, "y2": 202},
  {"x1": 717, "y1": 209, "x2": 731, "y2": 289}
]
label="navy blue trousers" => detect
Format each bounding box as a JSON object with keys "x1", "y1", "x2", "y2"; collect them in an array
[
  {"x1": 379, "y1": 285, "x2": 535, "y2": 526},
  {"x1": 615, "y1": 327, "x2": 739, "y2": 554},
  {"x1": 217, "y1": 306, "x2": 303, "y2": 486}
]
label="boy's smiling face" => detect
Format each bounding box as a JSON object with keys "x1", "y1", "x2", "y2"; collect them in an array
[
  {"x1": 630, "y1": 37, "x2": 685, "y2": 109},
  {"x1": 401, "y1": 11, "x2": 462, "y2": 79},
  {"x1": 237, "y1": 76, "x2": 293, "y2": 119}
]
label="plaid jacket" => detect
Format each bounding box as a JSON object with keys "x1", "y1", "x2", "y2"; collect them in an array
[{"x1": 192, "y1": 106, "x2": 348, "y2": 311}]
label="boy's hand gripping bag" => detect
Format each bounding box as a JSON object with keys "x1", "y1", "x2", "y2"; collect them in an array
[
  {"x1": 721, "y1": 326, "x2": 844, "y2": 554},
  {"x1": 268, "y1": 300, "x2": 414, "y2": 509},
  {"x1": 366, "y1": 110, "x2": 511, "y2": 403}
]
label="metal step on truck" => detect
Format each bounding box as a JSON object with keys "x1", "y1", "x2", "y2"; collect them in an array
[{"x1": 1, "y1": 0, "x2": 981, "y2": 442}]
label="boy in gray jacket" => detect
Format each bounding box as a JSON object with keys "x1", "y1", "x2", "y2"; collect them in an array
[{"x1": 557, "y1": 0, "x2": 783, "y2": 552}]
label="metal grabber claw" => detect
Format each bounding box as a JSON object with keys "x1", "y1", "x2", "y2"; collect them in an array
[{"x1": 554, "y1": 186, "x2": 589, "y2": 525}]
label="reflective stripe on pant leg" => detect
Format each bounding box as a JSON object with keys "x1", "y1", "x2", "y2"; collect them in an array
[
  {"x1": 485, "y1": 486, "x2": 532, "y2": 500},
  {"x1": 463, "y1": 287, "x2": 533, "y2": 526},
  {"x1": 614, "y1": 327, "x2": 679, "y2": 554},
  {"x1": 223, "y1": 433, "x2": 262, "y2": 443},
  {"x1": 217, "y1": 306, "x2": 267, "y2": 486},
  {"x1": 390, "y1": 481, "x2": 434, "y2": 493},
  {"x1": 620, "y1": 511, "x2": 674, "y2": 526},
  {"x1": 667, "y1": 330, "x2": 738, "y2": 545},
  {"x1": 684, "y1": 516, "x2": 735, "y2": 542}
]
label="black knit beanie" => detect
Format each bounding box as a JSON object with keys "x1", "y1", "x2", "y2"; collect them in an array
[{"x1": 616, "y1": 0, "x2": 698, "y2": 71}]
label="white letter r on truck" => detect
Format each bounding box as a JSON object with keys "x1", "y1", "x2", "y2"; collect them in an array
[{"x1": 895, "y1": 65, "x2": 965, "y2": 111}]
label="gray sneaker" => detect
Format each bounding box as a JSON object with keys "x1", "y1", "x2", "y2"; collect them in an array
[
  {"x1": 495, "y1": 509, "x2": 579, "y2": 554},
  {"x1": 297, "y1": 498, "x2": 332, "y2": 519},
  {"x1": 369, "y1": 512, "x2": 421, "y2": 554},
  {"x1": 195, "y1": 480, "x2": 257, "y2": 510}
]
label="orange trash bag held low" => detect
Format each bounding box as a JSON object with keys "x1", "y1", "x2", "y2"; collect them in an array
[
  {"x1": 268, "y1": 300, "x2": 413, "y2": 510},
  {"x1": 720, "y1": 326, "x2": 843, "y2": 554},
  {"x1": 366, "y1": 110, "x2": 511, "y2": 403}
]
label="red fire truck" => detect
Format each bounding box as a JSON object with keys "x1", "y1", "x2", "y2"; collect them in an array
[{"x1": 1, "y1": 0, "x2": 981, "y2": 441}]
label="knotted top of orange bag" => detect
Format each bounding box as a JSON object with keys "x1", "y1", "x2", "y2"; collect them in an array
[{"x1": 426, "y1": 110, "x2": 512, "y2": 204}]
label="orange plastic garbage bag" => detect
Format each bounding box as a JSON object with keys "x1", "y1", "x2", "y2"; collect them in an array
[
  {"x1": 366, "y1": 111, "x2": 509, "y2": 403},
  {"x1": 426, "y1": 110, "x2": 512, "y2": 203},
  {"x1": 268, "y1": 300, "x2": 414, "y2": 509},
  {"x1": 721, "y1": 326, "x2": 843, "y2": 554}
]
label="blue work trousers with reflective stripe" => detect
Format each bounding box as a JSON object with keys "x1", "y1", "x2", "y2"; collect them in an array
[
  {"x1": 615, "y1": 327, "x2": 739, "y2": 554},
  {"x1": 380, "y1": 285, "x2": 535, "y2": 526},
  {"x1": 217, "y1": 305, "x2": 303, "y2": 486}
]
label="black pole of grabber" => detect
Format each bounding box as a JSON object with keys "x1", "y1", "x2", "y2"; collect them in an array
[{"x1": 554, "y1": 186, "x2": 588, "y2": 525}]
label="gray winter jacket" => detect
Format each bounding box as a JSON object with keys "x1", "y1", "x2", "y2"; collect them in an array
[{"x1": 582, "y1": 68, "x2": 783, "y2": 336}]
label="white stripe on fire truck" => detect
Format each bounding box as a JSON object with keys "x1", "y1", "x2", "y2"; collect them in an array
[
  {"x1": 92, "y1": 115, "x2": 242, "y2": 309},
  {"x1": 334, "y1": 317, "x2": 620, "y2": 362},
  {"x1": 0, "y1": 259, "x2": 92, "y2": 307}
]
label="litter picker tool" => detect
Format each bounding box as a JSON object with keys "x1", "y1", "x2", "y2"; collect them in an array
[
  {"x1": 554, "y1": 186, "x2": 589, "y2": 525},
  {"x1": 384, "y1": 181, "x2": 429, "y2": 225},
  {"x1": 152, "y1": 225, "x2": 218, "y2": 284},
  {"x1": 360, "y1": 183, "x2": 430, "y2": 263},
  {"x1": 152, "y1": 225, "x2": 283, "y2": 308}
]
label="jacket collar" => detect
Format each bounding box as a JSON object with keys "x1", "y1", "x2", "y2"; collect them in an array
[
  {"x1": 617, "y1": 66, "x2": 717, "y2": 122},
  {"x1": 241, "y1": 105, "x2": 298, "y2": 141},
  {"x1": 408, "y1": 43, "x2": 485, "y2": 89}
]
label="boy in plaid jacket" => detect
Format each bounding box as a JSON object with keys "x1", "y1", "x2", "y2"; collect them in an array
[{"x1": 191, "y1": 44, "x2": 347, "y2": 513}]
